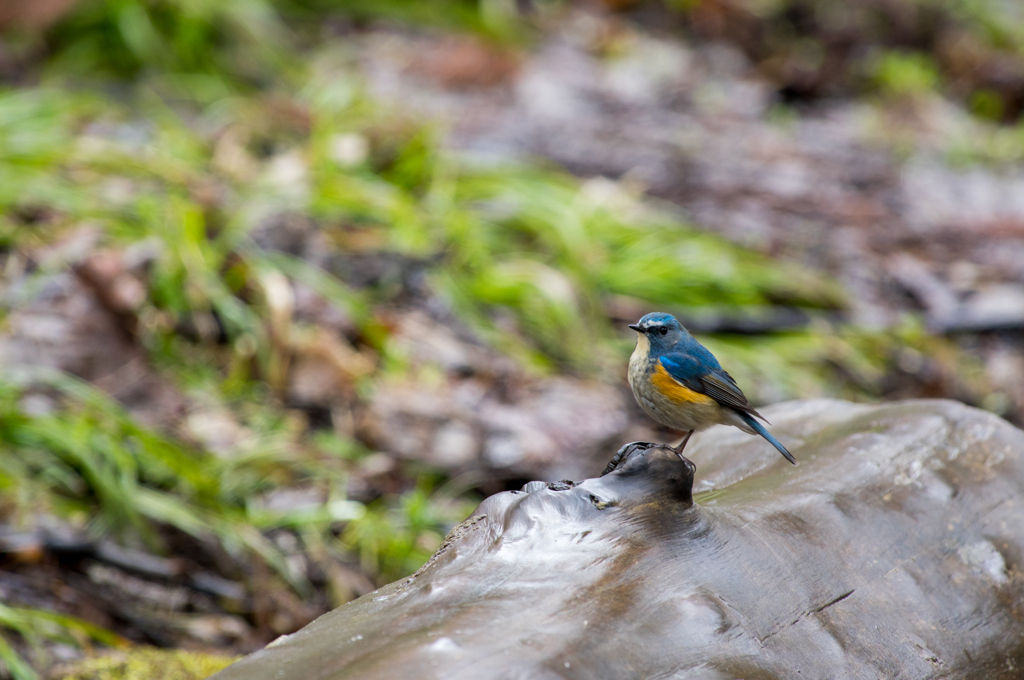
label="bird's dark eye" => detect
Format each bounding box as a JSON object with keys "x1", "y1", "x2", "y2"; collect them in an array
[{"x1": 658, "y1": 327, "x2": 668, "y2": 336}]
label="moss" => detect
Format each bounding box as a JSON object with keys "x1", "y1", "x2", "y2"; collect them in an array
[{"x1": 52, "y1": 648, "x2": 238, "y2": 680}]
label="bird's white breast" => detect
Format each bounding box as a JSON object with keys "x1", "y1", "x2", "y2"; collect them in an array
[
  {"x1": 627, "y1": 333, "x2": 727, "y2": 433},
  {"x1": 628, "y1": 333, "x2": 651, "y2": 392}
]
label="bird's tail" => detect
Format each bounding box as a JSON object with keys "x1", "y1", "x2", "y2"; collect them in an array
[{"x1": 738, "y1": 412, "x2": 796, "y2": 465}]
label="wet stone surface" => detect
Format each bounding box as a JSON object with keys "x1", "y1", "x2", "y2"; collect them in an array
[{"x1": 213, "y1": 399, "x2": 1024, "y2": 680}]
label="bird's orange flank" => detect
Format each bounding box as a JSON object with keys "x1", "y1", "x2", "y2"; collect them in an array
[{"x1": 651, "y1": 363, "x2": 717, "y2": 406}]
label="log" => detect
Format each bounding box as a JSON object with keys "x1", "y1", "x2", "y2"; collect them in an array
[{"x1": 213, "y1": 399, "x2": 1024, "y2": 679}]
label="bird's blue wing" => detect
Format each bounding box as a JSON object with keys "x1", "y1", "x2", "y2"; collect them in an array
[
  {"x1": 657, "y1": 353, "x2": 707, "y2": 393},
  {"x1": 659, "y1": 353, "x2": 764, "y2": 421}
]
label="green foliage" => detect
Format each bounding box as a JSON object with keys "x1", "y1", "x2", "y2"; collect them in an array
[
  {"x1": 0, "y1": 374, "x2": 302, "y2": 582},
  {"x1": 0, "y1": 70, "x2": 847, "y2": 380},
  {"x1": 438, "y1": 171, "x2": 844, "y2": 371},
  {"x1": 0, "y1": 31, "x2": 961, "y2": 406},
  {"x1": 870, "y1": 50, "x2": 941, "y2": 98},
  {"x1": 280, "y1": 0, "x2": 521, "y2": 39},
  {"x1": 945, "y1": 119, "x2": 1024, "y2": 165},
  {"x1": 0, "y1": 604, "x2": 127, "y2": 680},
  {"x1": 41, "y1": 0, "x2": 295, "y2": 88},
  {"x1": 942, "y1": 0, "x2": 1024, "y2": 54},
  {"x1": 0, "y1": 371, "x2": 470, "y2": 672},
  {"x1": 36, "y1": 0, "x2": 521, "y2": 90},
  {"x1": 702, "y1": 317, "x2": 979, "y2": 404},
  {"x1": 969, "y1": 88, "x2": 1005, "y2": 122},
  {"x1": 342, "y1": 481, "x2": 475, "y2": 585},
  {"x1": 305, "y1": 110, "x2": 845, "y2": 371}
]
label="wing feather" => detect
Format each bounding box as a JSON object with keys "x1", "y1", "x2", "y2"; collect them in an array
[
  {"x1": 659, "y1": 356, "x2": 767, "y2": 422},
  {"x1": 700, "y1": 372, "x2": 765, "y2": 421}
]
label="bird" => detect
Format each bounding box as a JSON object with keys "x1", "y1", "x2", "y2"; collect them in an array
[{"x1": 627, "y1": 312, "x2": 796, "y2": 464}]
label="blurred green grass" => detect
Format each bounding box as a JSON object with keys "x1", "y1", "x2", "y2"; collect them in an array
[
  {"x1": 0, "y1": 603, "x2": 127, "y2": 680},
  {"x1": 0, "y1": 0, "x2": 996, "y2": 675}
]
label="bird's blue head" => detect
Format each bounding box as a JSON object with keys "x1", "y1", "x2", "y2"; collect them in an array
[{"x1": 628, "y1": 312, "x2": 690, "y2": 354}]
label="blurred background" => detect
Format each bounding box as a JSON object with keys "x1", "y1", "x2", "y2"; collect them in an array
[{"x1": 0, "y1": 0, "x2": 1023, "y2": 677}]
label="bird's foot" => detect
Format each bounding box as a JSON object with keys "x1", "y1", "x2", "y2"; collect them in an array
[{"x1": 601, "y1": 442, "x2": 660, "y2": 476}]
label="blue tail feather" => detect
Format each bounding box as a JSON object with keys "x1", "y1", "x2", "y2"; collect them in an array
[{"x1": 738, "y1": 412, "x2": 796, "y2": 465}]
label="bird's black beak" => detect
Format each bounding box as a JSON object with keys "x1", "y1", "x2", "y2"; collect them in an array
[{"x1": 628, "y1": 324, "x2": 642, "y2": 332}]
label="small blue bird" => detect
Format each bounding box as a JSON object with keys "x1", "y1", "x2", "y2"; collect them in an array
[{"x1": 628, "y1": 312, "x2": 795, "y2": 464}]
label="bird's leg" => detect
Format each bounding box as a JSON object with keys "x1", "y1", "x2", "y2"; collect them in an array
[{"x1": 670, "y1": 430, "x2": 694, "y2": 458}]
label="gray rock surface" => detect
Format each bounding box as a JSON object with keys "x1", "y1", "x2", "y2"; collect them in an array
[{"x1": 213, "y1": 399, "x2": 1024, "y2": 680}]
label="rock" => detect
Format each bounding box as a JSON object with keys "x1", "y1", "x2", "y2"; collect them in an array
[
  {"x1": 889, "y1": 255, "x2": 1024, "y2": 331},
  {"x1": 940, "y1": 284, "x2": 1024, "y2": 332},
  {"x1": 212, "y1": 399, "x2": 1024, "y2": 680}
]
